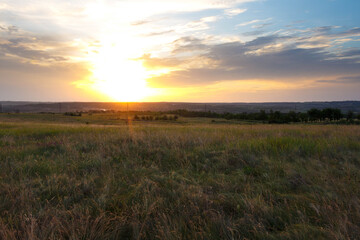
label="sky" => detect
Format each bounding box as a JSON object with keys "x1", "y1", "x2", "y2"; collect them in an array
[{"x1": 0, "y1": 0, "x2": 360, "y2": 102}]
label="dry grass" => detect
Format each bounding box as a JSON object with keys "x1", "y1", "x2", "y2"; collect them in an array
[{"x1": 0, "y1": 119, "x2": 359, "y2": 239}]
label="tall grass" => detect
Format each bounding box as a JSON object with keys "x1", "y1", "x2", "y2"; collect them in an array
[{"x1": 0, "y1": 121, "x2": 359, "y2": 239}]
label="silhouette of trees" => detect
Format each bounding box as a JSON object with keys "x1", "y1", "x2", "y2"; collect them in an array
[
  {"x1": 347, "y1": 111, "x2": 354, "y2": 120},
  {"x1": 166, "y1": 108, "x2": 355, "y2": 124}
]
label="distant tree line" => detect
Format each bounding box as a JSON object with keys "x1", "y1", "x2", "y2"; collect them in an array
[
  {"x1": 133, "y1": 115, "x2": 178, "y2": 121},
  {"x1": 60, "y1": 108, "x2": 359, "y2": 124},
  {"x1": 167, "y1": 108, "x2": 360, "y2": 124},
  {"x1": 64, "y1": 112, "x2": 82, "y2": 116}
]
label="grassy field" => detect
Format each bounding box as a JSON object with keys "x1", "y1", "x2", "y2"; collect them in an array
[{"x1": 0, "y1": 113, "x2": 359, "y2": 239}]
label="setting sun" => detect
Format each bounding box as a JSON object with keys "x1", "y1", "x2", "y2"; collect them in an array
[
  {"x1": 86, "y1": 39, "x2": 157, "y2": 102},
  {"x1": 1, "y1": 1, "x2": 360, "y2": 238},
  {"x1": 1, "y1": 0, "x2": 359, "y2": 103}
]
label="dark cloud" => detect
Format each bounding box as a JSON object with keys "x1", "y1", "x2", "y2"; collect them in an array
[
  {"x1": 0, "y1": 43, "x2": 68, "y2": 61},
  {"x1": 316, "y1": 80, "x2": 336, "y2": 83},
  {"x1": 312, "y1": 26, "x2": 336, "y2": 34},
  {"x1": 0, "y1": 24, "x2": 19, "y2": 34},
  {"x1": 7, "y1": 37, "x2": 34, "y2": 44},
  {"x1": 317, "y1": 76, "x2": 360, "y2": 84},
  {"x1": 242, "y1": 30, "x2": 265, "y2": 36},
  {"x1": 147, "y1": 34, "x2": 360, "y2": 87},
  {"x1": 245, "y1": 35, "x2": 291, "y2": 47},
  {"x1": 171, "y1": 37, "x2": 209, "y2": 54},
  {"x1": 339, "y1": 49, "x2": 360, "y2": 57},
  {"x1": 336, "y1": 27, "x2": 360, "y2": 37},
  {"x1": 0, "y1": 25, "x2": 72, "y2": 62},
  {"x1": 0, "y1": 55, "x2": 87, "y2": 77},
  {"x1": 339, "y1": 75, "x2": 360, "y2": 83}
]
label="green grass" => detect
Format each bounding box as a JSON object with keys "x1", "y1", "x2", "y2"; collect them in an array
[
  {"x1": 0, "y1": 114, "x2": 359, "y2": 239},
  {"x1": 0, "y1": 112, "x2": 259, "y2": 126}
]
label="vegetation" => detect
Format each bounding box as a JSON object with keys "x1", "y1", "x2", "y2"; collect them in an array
[
  {"x1": 64, "y1": 112, "x2": 82, "y2": 117},
  {"x1": 168, "y1": 108, "x2": 360, "y2": 124},
  {"x1": 2, "y1": 107, "x2": 359, "y2": 125},
  {"x1": 133, "y1": 115, "x2": 178, "y2": 121},
  {"x1": 0, "y1": 113, "x2": 359, "y2": 239}
]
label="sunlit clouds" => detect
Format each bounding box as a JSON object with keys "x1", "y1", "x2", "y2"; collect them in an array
[{"x1": 0, "y1": 0, "x2": 359, "y2": 101}]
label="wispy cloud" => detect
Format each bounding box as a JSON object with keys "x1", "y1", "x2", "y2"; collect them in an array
[
  {"x1": 201, "y1": 16, "x2": 220, "y2": 23},
  {"x1": 237, "y1": 18, "x2": 272, "y2": 27},
  {"x1": 143, "y1": 30, "x2": 175, "y2": 37},
  {"x1": 252, "y1": 23, "x2": 273, "y2": 29},
  {"x1": 237, "y1": 19, "x2": 262, "y2": 27},
  {"x1": 242, "y1": 30, "x2": 266, "y2": 36},
  {"x1": 317, "y1": 75, "x2": 360, "y2": 84},
  {"x1": 224, "y1": 8, "x2": 247, "y2": 17},
  {"x1": 131, "y1": 20, "x2": 152, "y2": 26}
]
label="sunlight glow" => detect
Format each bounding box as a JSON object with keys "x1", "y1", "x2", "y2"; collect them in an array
[{"x1": 87, "y1": 40, "x2": 157, "y2": 102}]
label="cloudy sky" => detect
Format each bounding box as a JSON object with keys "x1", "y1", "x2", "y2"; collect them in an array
[{"x1": 1, "y1": 0, "x2": 360, "y2": 102}]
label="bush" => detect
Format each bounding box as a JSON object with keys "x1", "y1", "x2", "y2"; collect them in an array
[{"x1": 64, "y1": 112, "x2": 82, "y2": 117}]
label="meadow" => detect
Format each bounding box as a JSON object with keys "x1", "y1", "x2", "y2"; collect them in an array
[{"x1": 0, "y1": 113, "x2": 359, "y2": 239}]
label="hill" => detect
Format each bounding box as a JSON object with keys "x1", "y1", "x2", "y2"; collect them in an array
[{"x1": 1, "y1": 101, "x2": 360, "y2": 114}]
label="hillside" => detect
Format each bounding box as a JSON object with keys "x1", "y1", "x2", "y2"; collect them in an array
[{"x1": 1, "y1": 101, "x2": 360, "y2": 114}]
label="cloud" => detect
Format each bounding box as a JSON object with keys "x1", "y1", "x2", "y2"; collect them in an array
[
  {"x1": 252, "y1": 23, "x2": 272, "y2": 29},
  {"x1": 224, "y1": 8, "x2": 247, "y2": 17},
  {"x1": 0, "y1": 24, "x2": 82, "y2": 64},
  {"x1": 175, "y1": 16, "x2": 221, "y2": 33},
  {"x1": 237, "y1": 18, "x2": 272, "y2": 28},
  {"x1": 171, "y1": 37, "x2": 209, "y2": 54},
  {"x1": 1, "y1": 0, "x2": 256, "y2": 25},
  {"x1": 237, "y1": 19, "x2": 262, "y2": 27},
  {"x1": 201, "y1": 16, "x2": 220, "y2": 23},
  {"x1": 143, "y1": 30, "x2": 175, "y2": 37},
  {"x1": 0, "y1": 0, "x2": 261, "y2": 101},
  {"x1": 335, "y1": 27, "x2": 360, "y2": 37},
  {"x1": 317, "y1": 75, "x2": 360, "y2": 84},
  {"x1": 0, "y1": 21, "x2": 94, "y2": 100},
  {"x1": 146, "y1": 26, "x2": 360, "y2": 88},
  {"x1": 146, "y1": 32, "x2": 360, "y2": 87},
  {"x1": 242, "y1": 30, "x2": 265, "y2": 36},
  {"x1": 139, "y1": 54, "x2": 182, "y2": 69},
  {"x1": 131, "y1": 20, "x2": 152, "y2": 26},
  {"x1": 0, "y1": 55, "x2": 92, "y2": 101},
  {"x1": 1, "y1": 0, "x2": 359, "y2": 102},
  {"x1": 340, "y1": 75, "x2": 360, "y2": 83},
  {"x1": 0, "y1": 24, "x2": 18, "y2": 34},
  {"x1": 0, "y1": 42, "x2": 68, "y2": 62},
  {"x1": 340, "y1": 49, "x2": 360, "y2": 57},
  {"x1": 312, "y1": 26, "x2": 338, "y2": 34}
]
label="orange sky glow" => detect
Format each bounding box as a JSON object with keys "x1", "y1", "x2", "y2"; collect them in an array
[{"x1": 0, "y1": 0, "x2": 359, "y2": 102}]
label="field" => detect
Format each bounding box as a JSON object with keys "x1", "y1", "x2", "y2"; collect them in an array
[{"x1": 0, "y1": 113, "x2": 359, "y2": 239}]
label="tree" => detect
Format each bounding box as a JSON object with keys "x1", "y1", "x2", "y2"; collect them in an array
[
  {"x1": 308, "y1": 108, "x2": 322, "y2": 121},
  {"x1": 346, "y1": 111, "x2": 354, "y2": 121},
  {"x1": 258, "y1": 110, "x2": 267, "y2": 121},
  {"x1": 288, "y1": 111, "x2": 299, "y2": 122}
]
